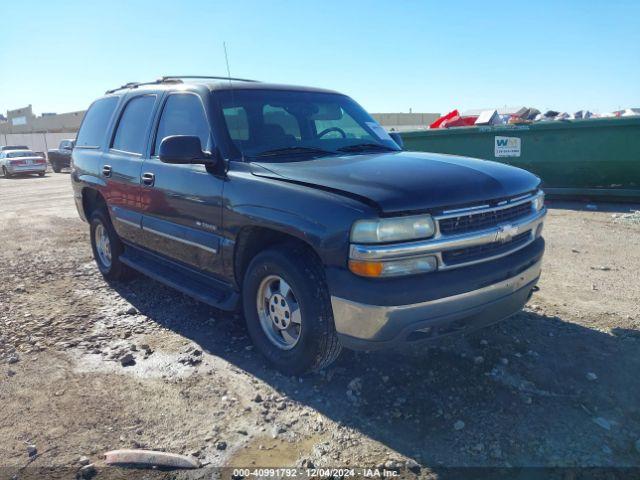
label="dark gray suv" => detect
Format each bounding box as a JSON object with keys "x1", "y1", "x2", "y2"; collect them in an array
[{"x1": 71, "y1": 76, "x2": 546, "y2": 374}]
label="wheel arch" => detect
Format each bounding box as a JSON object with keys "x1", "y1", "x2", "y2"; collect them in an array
[
  {"x1": 233, "y1": 225, "x2": 323, "y2": 290},
  {"x1": 82, "y1": 187, "x2": 108, "y2": 220}
]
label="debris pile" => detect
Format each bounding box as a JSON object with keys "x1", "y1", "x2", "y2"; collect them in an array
[{"x1": 429, "y1": 106, "x2": 640, "y2": 129}]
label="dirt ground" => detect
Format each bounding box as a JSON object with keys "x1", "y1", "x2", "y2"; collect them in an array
[{"x1": 1, "y1": 173, "x2": 639, "y2": 479}]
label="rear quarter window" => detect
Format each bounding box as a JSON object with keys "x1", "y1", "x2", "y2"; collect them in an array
[{"x1": 76, "y1": 96, "x2": 120, "y2": 148}]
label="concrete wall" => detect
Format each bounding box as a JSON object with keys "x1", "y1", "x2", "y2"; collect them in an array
[
  {"x1": 0, "y1": 132, "x2": 77, "y2": 156},
  {"x1": 371, "y1": 112, "x2": 440, "y2": 132}
]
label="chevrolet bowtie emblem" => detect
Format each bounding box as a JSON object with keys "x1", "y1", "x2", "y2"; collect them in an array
[{"x1": 495, "y1": 224, "x2": 519, "y2": 243}]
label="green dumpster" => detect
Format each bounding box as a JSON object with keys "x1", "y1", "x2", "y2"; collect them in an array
[{"x1": 400, "y1": 117, "x2": 640, "y2": 199}]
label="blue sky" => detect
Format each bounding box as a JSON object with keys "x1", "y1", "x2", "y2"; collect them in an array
[{"x1": 1, "y1": 0, "x2": 638, "y2": 115}]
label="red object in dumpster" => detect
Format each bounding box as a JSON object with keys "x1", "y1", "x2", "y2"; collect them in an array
[
  {"x1": 430, "y1": 109, "x2": 459, "y2": 129},
  {"x1": 442, "y1": 115, "x2": 478, "y2": 128}
]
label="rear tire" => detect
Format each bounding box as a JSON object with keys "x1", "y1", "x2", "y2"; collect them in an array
[
  {"x1": 242, "y1": 245, "x2": 342, "y2": 375},
  {"x1": 89, "y1": 210, "x2": 134, "y2": 281},
  {"x1": 2, "y1": 167, "x2": 12, "y2": 178},
  {"x1": 38, "y1": 172, "x2": 45, "y2": 177},
  {"x1": 52, "y1": 162, "x2": 61, "y2": 173}
]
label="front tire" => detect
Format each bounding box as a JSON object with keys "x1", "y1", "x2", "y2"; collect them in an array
[
  {"x1": 89, "y1": 210, "x2": 133, "y2": 281},
  {"x1": 52, "y1": 162, "x2": 62, "y2": 173},
  {"x1": 242, "y1": 246, "x2": 342, "y2": 375}
]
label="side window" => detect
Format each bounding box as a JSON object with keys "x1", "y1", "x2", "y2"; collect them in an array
[
  {"x1": 222, "y1": 107, "x2": 249, "y2": 141},
  {"x1": 263, "y1": 105, "x2": 301, "y2": 140},
  {"x1": 153, "y1": 94, "x2": 211, "y2": 155},
  {"x1": 76, "y1": 96, "x2": 119, "y2": 148},
  {"x1": 111, "y1": 95, "x2": 156, "y2": 155}
]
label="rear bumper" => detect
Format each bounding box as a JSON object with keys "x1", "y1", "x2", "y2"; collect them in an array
[
  {"x1": 6, "y1": 165, "x2": 47, "y2": 174},
  {"x1": 50, "y1": 157, "x2": 71, "y2": 167},
  {"x1": 330, "y1": 246, "x2": 543, "y2": 350}
]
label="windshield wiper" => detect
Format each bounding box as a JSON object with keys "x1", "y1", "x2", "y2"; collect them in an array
[
  {"x1": 337, "y1": 143, "x2": 397, "y2": 153},
  {"x1": 256, "y1": 146, "x2": 337, "y2": 158}
]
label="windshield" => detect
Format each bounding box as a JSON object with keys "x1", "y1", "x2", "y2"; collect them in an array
[
  {"x1": 7, "y1": 150, "x2": 35, "y2": 158},
  {"x1": 217, "y1": 89, "x2": 400, "y2": 160}
]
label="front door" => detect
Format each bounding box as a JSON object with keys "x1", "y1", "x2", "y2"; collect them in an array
[{"x1": 139, "y1": 92, "x2": 225, "y2": 277}]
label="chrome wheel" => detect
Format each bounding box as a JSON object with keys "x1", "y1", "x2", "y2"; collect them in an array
[
  {"x1": 256, "y1": 275, "x2": 302, "y2": 350},
  {"x1": 95, "y1": 222, "x2": 112, "y2": 268}
]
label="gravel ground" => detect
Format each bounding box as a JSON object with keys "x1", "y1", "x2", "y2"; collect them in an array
[{"x1": 1, "y1": 173, "x2": 640, "y2": 479}]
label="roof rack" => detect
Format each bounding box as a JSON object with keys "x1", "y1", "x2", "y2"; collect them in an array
[
  {"x1": 104, "y1": 79, "x2": 172, "y2": 95},
  {"x1": 160, "y1": 75, "x2": 260, "y2": 83},
  {"x1": 105, "y1": 75, "x2": 259, "y2": 94}
]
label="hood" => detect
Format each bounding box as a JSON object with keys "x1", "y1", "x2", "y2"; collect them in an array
[{"x1": 251, "y1": 151, "x2": 540, "y2": 214}]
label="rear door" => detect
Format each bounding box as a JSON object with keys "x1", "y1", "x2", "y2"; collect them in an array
[
  {"x1": 102, "y1": 94, "x2": 159, "y2": 245},
  {"x1": 139, "y1": 91, "x2": 225, "y2": 277}
]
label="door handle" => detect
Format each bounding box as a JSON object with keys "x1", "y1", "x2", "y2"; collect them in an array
[
  {"x1": 102, "y1": 165, "x2": 112, "y2": 177},
  {"x1": 141, "y1": 172, "x2": 155, "y2": 186}
]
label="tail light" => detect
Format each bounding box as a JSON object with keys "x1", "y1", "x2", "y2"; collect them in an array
[
  {"x1": 35, "y1": 158, "x2": 46, "y2": 164},
  {"x1": 10, "y1": 159, "x2": 26, "y2": 166}
]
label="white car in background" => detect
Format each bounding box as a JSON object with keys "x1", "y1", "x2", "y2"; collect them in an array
[{"x1": 0, "y1": 149, "x2": 47, "y2": 177}]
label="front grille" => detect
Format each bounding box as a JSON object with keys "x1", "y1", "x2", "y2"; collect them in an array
[
  {"x1": 439, "y1": 201, "x2": 533, "y2": 235},
  {"x1": 442, "y1": 231, "x2": 531, "y2": 266}
]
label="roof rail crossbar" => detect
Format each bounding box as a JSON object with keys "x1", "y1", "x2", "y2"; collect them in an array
[
  {"x1": 105, "y1": 82, "x2": 141, "y2": 94},
  {"x1": 105, "y1": 78, "x2": 184, "y2": 94},
  {"x1": 160, "y1": 75, "x2": 260, "y2": 83}
]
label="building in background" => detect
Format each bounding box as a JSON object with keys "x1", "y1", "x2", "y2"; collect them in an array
[
  {"x1": 2, "y1": 105, "x2": 84, "y2": 134},
  {"x1": 0, "y1": 105, "x2": 84, "y2": 154}
]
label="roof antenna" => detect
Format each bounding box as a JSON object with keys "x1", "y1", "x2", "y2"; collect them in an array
[
  {"x1": 222, "y1": 41, "x2": 243, "y2": 163},
  {"x1": 223, "y1": 41, "x2": 232, "y2": 88}
]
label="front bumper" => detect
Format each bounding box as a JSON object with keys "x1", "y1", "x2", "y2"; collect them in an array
[{"x1": 332, "y1": 258, "x2": 541, "y2": 350}]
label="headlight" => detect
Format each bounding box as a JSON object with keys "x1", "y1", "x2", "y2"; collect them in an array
[
  {"x1": 533, "y1": 192, "x2": 545, "y2": 212},
  {"x1": 351, "y1": 214, "x2": 435, "y2": 244}
]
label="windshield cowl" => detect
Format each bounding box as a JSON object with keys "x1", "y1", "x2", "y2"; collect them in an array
[{"x1": 254, "y1": 146, "x2": 337, "y2": 160}]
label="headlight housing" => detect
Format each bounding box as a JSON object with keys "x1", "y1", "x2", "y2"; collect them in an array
[
  {"x1": 533, "y1": 191, "x2": 545, "y2": 212},
  {"x1": 349, "y1": 255, "x2": 438, "y2": 278},
  {"x1": 351, "y1": 214, "x2": 435, "y2": 244}
]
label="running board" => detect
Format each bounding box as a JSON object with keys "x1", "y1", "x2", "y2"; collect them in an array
[{"x1": 120, "y1": 245, "x2": 239, "y2": 311}]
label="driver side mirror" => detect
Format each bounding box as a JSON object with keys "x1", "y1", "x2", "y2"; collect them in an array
[
  {"x1": 389, "y1": 132, "x2": 404, "y2": 150},
  {"x1": 159, "y1": 135, "x2": 218, "y2": 166}
]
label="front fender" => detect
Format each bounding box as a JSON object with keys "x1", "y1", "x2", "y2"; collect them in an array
[
  {"x1": 231, "y1": 204, "x2": 327, "y2": 248},
  {"x1": 223, "y1": 167, "x2": 375, "y2": 270}
]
